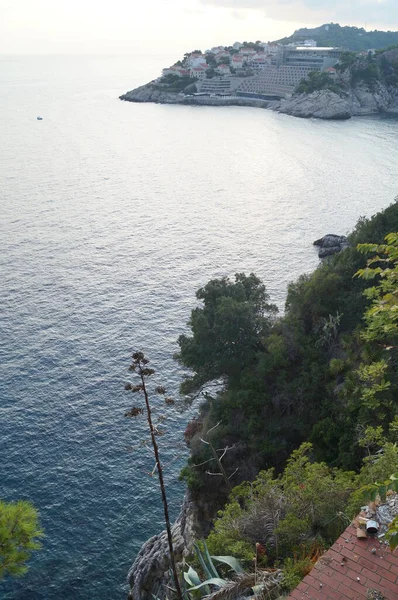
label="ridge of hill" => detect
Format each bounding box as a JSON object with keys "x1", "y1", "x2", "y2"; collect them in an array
[{"x1": 276, "y1": 23, "x2": 398, "y2": 51}]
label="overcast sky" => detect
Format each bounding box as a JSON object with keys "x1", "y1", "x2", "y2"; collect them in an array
[{"x1": 1, "y1": 0, "x2": 397, "y2": 55}]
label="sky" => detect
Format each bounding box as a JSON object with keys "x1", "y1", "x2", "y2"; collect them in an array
[{"x1": 1, "y1": 0, "x2": 398, "y2": 55}]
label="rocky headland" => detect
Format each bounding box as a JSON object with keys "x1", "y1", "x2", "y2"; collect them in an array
[
  {"x1": 119, "y1": 83, "x2": 272, "y2": 110},
  {"x1": 120, "y1": 80, "x2": 398, "y2": 120}
]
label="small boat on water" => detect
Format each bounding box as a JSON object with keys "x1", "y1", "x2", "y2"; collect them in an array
[{"x1": 37, "y1": 116, "x2": 43, "y2": 120}]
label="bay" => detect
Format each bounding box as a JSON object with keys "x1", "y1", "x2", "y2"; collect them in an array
[{"x1": 0, "y1": 54, "x2": 397, "y2": 599}]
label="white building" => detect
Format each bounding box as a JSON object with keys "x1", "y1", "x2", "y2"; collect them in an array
[
  {"x1": 231, "y1": 54, "x2": 244, "y2": 68},
  {"x1": 217, "y1": 63, "x2": 231, "y2": 75},
  {"x1": 251, "y1": 57, "x2": 270, "y2": 71},
  {"x1": 267, "y1": 43, "x2": 280, "y2": 56},
  {"x1": 188, "y1": 55, "x2": 207, "y2": 68},
  {"x1": 166, "y1": 65, "x2": 190, "y2": 77},
  {"x1": 303, "y1": 39, "x2": 317, "y2": 47},
  {"x1": 190, "y1": 66, "x2": 207, "y2": 79},
  {"x1": 241, "y1": 47, "x2": 257, "y2": 56}
]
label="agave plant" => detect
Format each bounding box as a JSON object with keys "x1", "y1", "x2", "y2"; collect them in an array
[{"x1": 183, "y1": 542, "x2": 282, "y2": 600}]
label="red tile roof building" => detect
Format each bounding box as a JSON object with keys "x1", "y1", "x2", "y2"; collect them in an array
[{"x1": 289, "y1": 523, "x2": 398, "y2": 600}]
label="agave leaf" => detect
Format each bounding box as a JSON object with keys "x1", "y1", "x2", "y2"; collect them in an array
[
  {"x1": 194, "y1": 542, "x2": 215, "y2": 580},
  {"x1": 184, "y1": 566, "x2": 202, "y2": 587},
  {"x1": 211, "y1": 556, "x2": 245, "y2": 575},
  {"x1": 203, "y1": 541, "x2": 220, "y2": 578},
  {"x1": 195, "y1": 542, "x2": 220, "y2": 579},
  {"x1": 188, "y1": 578, "x2": 228, "y2": 592}
]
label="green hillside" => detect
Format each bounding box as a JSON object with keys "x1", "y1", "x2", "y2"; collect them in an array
[{"x1": 276, "y1": 23, "x2": 398, "y2": 51}]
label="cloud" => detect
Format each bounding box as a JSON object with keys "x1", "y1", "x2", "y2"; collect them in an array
[{"x1": 199, "y1": 0, "x2": 398, "y2": 26}]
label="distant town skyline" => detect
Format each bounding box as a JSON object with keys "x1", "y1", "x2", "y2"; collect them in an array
[{"x1": 1, "y1": 0, "x2": 397, "y2": 55}]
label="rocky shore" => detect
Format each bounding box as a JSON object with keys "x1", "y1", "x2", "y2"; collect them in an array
[
  {"x1": 120, "y1": 80, "x2": 398, "y2": 120},
  {"x1": 127, "y1": 493, "x2": 199, "y2": 600},
  {"x1": 313, "y1": 234, "x2": 350, "y2": 258},
  {"x1": 119, "y1": 83, "x2": 272, "y2": 110}
]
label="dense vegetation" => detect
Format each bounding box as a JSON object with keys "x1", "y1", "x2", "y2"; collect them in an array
[
  {"x1": 202, "y1": 440, "x2": 398, "y2": 591},
  {"x1": 296, "y1": 48, "x2": 398, "y2": 95},
  {"x1": 277, "y1": 23, "x2": 398, "y2": 52},
  {"x1": 295, "y1": 71, "x2": 344, "y2": 95},
  {"x1": 178, "y1": 201, "x2": 398, "y2": 490},
  {"x1": 155, "y1": 74, "x2": 197, "y2": 93},
  {"x1": 176, "y1": 201, "x2": 398, "y2": 593}
]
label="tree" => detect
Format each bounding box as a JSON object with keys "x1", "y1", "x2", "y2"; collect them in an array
[
  {"x1": 125, "y1": 352, "x2": 183, "y2": 600},
  {"x1": 0, "y1": 499, "x2": 43, "y2": 580},
  {"x1": 356, "y1": 232, "x2": 398, "y2": 343},
  {"x1": 177, "y1": 273, "x2": 277, "y2": 392},
  {"x1": 354, "y1": 233, "x2": 398, "y2": 417}
]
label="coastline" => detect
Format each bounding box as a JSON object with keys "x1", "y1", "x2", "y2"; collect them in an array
[{"x1": 120, "y1": 80, "x2": 398, "y2": 121}]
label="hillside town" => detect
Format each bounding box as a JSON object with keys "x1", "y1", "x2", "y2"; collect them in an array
[{"x1": 159, "y1": 39, "x2": 343, "y2": 99}]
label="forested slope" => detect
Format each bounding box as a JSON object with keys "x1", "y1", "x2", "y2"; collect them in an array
[{"x1": 178, "y1": 201, "x2": 398, "y2": 493}]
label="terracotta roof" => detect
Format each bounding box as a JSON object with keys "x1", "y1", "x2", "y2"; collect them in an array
[{"x1": 289, "y1": 523, "x2": 398, "y2": 600}]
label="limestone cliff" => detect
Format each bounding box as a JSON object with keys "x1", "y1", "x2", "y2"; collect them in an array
[
  {"x1": 273, "y1": 82, "x2": 398, "y2": 120},
  {"x1": 127, "y1": 493, "x2": 199, "y2": 600},
  {"x1": 275, "y1": 90, "x2": 351, "y2": 120},
  {"x1": 349, "y1": 81, "x2": 398, "y2": 115}
]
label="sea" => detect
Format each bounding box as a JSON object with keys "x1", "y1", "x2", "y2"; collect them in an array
[{"x1": 1, "y1": 54, "x2": 397, "y2": 599}]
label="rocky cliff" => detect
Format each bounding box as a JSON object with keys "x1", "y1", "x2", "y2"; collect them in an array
[
  {"x1": 120, "y1": 83, "x2": 185, "y2": 105},
  {"x1": 349, "y1": 81, "x2": 398, "y2": 115},
  {"x1": 127, "y1": 493, "x2": 199, "y2": 600},
  {"x1": 273, "y1": 82, "x2": 398, "y2": 120},
  {"x1": 275, "y1": 90, "x2": 351, "y2": 120}
]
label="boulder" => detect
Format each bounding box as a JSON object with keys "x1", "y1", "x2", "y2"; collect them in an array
[
  {"x1": 313, "y1": 234, "x2": 349, "y2": 258},
  {"x1": 276, "y1": 91, "x2": 351, "y2": 120}
]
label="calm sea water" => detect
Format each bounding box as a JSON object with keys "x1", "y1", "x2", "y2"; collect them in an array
[{"x1": 1, "y1": 54, "x2": 397, "y2": 599}]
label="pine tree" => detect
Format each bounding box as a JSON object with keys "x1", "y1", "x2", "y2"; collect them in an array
[{"x1": 0, "y1": 499, "x2": 43, "y2": 580}]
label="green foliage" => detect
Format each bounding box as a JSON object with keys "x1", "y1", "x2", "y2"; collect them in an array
[
  {"x1": 351, "y1": 61, "x2": 380, "y2": 87},
  {"x1": 177, "y1": 203, "x2": 398, "y2": 597},
  {"x1": 183, "y1": 541, "x2": 282, "y2": 600},
  {"x1": 177, "y1": 273, "x2": 277, "y2": 391},
  {"x1": 179, "y1": 462, "x2": 204, "y2": 492},
  {"x1": 206, "y1": 444, "x2": 355, "y2": 564},
  {"x1": 344, "y1": 233, "x2": 398, "y2": 437},
  {"x1": 356, "y1": 233, "x2": 398, "y2": 342},
  {"x1": 335, "y1": 51, "x2": 357, "y2": 72},
  {"x1": 280, "y1": 555, "x2": 314, "y2": 592},
  {"x1": 296, "y1": 71, "x2": 343, "y2": 95},
  {"x1": 180, "y1": 201, "x2": 398, "y2": 500},
  {"x1": 0, "y1": 499, "x2": 43, "y2": 580},
  {"x1": 156, "y1": 75, "x2": 196, "y2": 93},
  {"x1": 386, "y1": 515, "x2": 398, "y2": 550},
  {"x1": 329, "y1": 358, "x2": 346, "y2": 376},
  {"x1": 203, "y1": 442, "x2": 398, "y2": 592}
]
